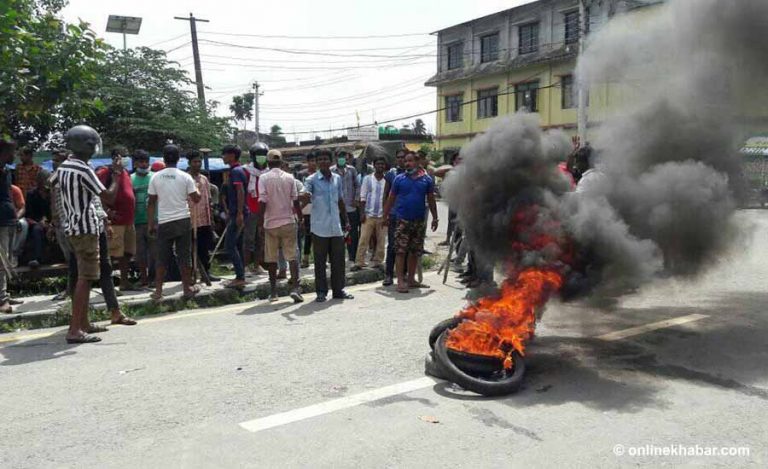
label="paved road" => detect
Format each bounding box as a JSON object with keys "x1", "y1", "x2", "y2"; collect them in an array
[{"x1": 1, "y1": 210, "x2": 767, "y2": 468}]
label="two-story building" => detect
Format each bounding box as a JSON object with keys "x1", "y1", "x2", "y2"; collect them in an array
[{"x1": 426, "y1": 0, "x2": 659, "y2": 152}]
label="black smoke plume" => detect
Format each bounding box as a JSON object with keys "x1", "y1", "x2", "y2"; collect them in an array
[{"x1": 444, "y1": 0, "x2": 767, "y2": 297}]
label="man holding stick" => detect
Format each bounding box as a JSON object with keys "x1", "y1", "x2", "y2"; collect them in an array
[{"x1": 188, "y1": 150, "x2": 215, "y2": 283}]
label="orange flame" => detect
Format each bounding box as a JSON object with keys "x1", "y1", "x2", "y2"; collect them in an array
[{"x1": 445, "y1": 268, "x2": 563, "y2": 367}]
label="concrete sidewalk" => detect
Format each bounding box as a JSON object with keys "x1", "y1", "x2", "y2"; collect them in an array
[{"x1": 1, "y1": 203, "x2": 451, "y2": 331}]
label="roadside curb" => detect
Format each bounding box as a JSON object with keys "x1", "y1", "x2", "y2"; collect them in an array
[{"x1": 0, "y1": 267, "x2": 388, "y2": 333}]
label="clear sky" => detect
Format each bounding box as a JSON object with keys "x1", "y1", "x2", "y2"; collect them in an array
[{"x1": 61, "y1": 0, "x2": 534, "y2": 142}]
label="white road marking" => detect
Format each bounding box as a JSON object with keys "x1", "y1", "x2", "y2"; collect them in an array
[
  {"x1": 238, "y1": 312, "x2": 712, "y2": 433},
  {"x1": 595, "y1": 313, "x2": 708, "y2": 341},
  {"x1": 239, "y1": 377, "x2": 440, "y2": 433}
]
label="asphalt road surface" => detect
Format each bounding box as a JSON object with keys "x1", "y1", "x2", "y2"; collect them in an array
[{"x1": 1, "y1": 210, "x2": 767, "y2": 468}]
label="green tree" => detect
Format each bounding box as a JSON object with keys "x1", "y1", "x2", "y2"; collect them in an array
[
  {"x1": 229, "y1": 93, "x2": 254, "y2": 130},
  {"x1": 82, "y1": 47, "x2": 232, "y2": 151},
  {"x1": 413, "y1": 118, "x2": 427, "y2": 136},
  {"x1": 270, "y1": 124, "x2": 282, "y2": 137},
  {"x1": 0, "y1": 0, "x2": 106, "y2": 145}
]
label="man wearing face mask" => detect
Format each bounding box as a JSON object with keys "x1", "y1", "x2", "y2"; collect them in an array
[
  {"x1": 244, "y1": 142, "x2": 268, "y2": 276},
  {"x1": 131, "y1": 150, "x2": 154, "y2": 288},
  {"x1": 331, "y1": 150, "x2": 360, "y2": 263}
]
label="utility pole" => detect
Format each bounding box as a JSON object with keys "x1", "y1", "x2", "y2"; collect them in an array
[
  {"x1": 576, "y1": 0, "x2": 589, "y2": 143},
  {"x1": 174, "y1": 13, "x2": 209, "y2": 108},
  {"x1": 253, "y1": 81, "x2": 262, "y2": 142}
]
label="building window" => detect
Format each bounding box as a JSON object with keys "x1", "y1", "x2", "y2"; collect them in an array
[
  {"x1": 480, "y1": 33, "x2": 499, "y2": 63},
  {"x1": 445, "y1": 94, "x2": 463, "y2": 122},
  {"x1": 447, "y1": 42, "x2": 463, "y2": 70},
  {"x1": 564, "y1": 11, "x2": 580, "y2": 45},
  {"x1": 561, "y1": 75, "x2": 575, "y2": 109},
  {"x1": 477, "y1": 88, "x2": 498, "y2": 119},
  {"x1": 515, "y1": 81, "x2": 539, "y2": 111},
  {"x1": 561, "y1": 75, "x2": 588, "y2": 108},
  {"x1": 518, "y1": 22, "x2": 539, "y2": 54}
]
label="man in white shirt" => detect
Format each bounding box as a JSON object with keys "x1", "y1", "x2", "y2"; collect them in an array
[
  {"x1": 352, "y1": 157, "x2": 388, "y2": 271},
  {"x1": 147, "y1": 144, "x2": 201, "y2": 301},
  {"x1": 572, "y1": 145, "x2": 605, "y2": 193}
]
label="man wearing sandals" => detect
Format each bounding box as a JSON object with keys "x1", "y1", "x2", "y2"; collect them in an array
[
  {"x1": 52, "y1": 125, "x2": 136, "y2": 343},
  {"x1": 382, "y1": 151, "x2": 439, "y2": 294},
  {"x1": 147, "y1": 144, "x2": 201, "y2": 301},
  {"x1": 258, "y1": 150, "x2": 304, "y2": 303}
]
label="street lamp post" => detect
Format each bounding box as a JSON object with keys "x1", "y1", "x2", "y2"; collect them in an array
[{"x1": 106, "y1": 15, "x2": 142, "y2": 50}]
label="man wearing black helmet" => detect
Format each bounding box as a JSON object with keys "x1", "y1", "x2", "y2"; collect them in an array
[
  {"x1": 50, "y1": 125, "x2": 127, "y2": 342},
  {"x1": 244, "y1": 142, "x2": 268, "y2": 275}
]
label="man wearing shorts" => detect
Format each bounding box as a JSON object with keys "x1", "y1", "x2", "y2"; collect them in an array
[
  {"x1": 147, "y1": 144, "x2": 200, "y2": 300},
  {"x1": 52, "y1": 125, "x2": 126, "y2": 343},
  {"x1": 258, "y1": 150, "x2": 303, "y2": 303},
  {"x1": 383, "y1": 151, "x2": 439, "y2": 294},
  {"x1": 96, "y1": 148, "x2": 136, "y2": 291}
]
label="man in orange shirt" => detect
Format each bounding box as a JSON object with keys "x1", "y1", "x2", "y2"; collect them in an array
[
  {"x1": 14, "y1": 147, "x2": 41, "y2": 194},
  {"x1": 10, "y1": 184, "x2": 25, "y2": 268},
  {"x1": 0, "y1": 140, "x2": 22, "y2": 313}
]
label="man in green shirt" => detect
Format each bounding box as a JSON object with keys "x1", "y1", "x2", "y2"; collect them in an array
[{"x1": 131, "y1": 150, "x2": 155, "y2": 287}]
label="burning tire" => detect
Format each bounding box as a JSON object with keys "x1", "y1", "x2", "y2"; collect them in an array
[
  {"x1": 433, "y1": 330, "x2": 526, "y2": 397},
  {"x1": 428, "y1": 317, "x2": 462, "y2": 350},
  {"x1": 424, "y1": 351, "x2": 448, "y2": 380}
]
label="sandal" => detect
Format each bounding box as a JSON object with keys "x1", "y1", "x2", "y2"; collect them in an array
[
  {"x1": 150, "y1": 292, "x2": 164, "y2": 302},
  {"x1": 66, "y1": 334, "x2": 102, "y2": 344},
  {"x1": 182, "y1": 286, "x2": 200, "y2": 300},
  {"x1": 111, "y1": 316, "x2": 137, "y2": 326},
  {"x1": 225, "y1": 279, "x2": 246, "y2": 289},
  {"x1": 408, "y1": 282, "x2": 430, "y2": 289},
  {"x1": 86, "y1": 325, "x2": 109, "y2": 334}
]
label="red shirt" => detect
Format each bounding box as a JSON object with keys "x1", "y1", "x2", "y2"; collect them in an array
[
  {"x1": 244, "y1": 165, "x2": 260, "y2": 214},
  {"x1": 96, "y1": 167, "x2": 136, "y2": 225},
  {"x1": 558, "y1": 162, "x2": 576, "y2": 190}
]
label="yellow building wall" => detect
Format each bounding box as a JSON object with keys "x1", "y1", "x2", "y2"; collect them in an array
[
  {"x1": 436, "y1": 60, "x2": 634, "y2": 150},
  {"x1": 434, "y1": 3, "x2": 673, "y2": 151}
]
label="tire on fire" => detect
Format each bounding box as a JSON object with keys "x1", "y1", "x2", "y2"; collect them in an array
[
  {"x1": 433, "y1": 330, "x2": 526, "y2": 397},
  {"x1": 428, "y1": 317, "x2": 462, "y2": 350}
]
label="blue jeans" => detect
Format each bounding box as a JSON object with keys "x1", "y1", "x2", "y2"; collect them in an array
[{"x1": 226, "y1": 220, "x2": 245, "y2": 280}]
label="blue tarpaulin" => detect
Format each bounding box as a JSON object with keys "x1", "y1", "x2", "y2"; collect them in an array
[{"x1": 8, "y1": 157, "x2": 229, "y2": 173}]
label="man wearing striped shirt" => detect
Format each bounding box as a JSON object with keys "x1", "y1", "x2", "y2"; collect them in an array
[
  {"x1": 52, "y1": 125, "x2": 120, "y2": 344},
  {"x1": 352, "y1": 157, "x2": 387, "y2": 271}
]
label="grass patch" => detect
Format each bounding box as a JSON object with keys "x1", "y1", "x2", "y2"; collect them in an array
[
  {"x1": 10, "y1": 276, "x2": 66, "y2": 297},
  {"x1": 421, "y1": 252, "x2": 441, "y2": 270},
  {"x1": 210, "y1": 259, "x2": 234, "y2": 278}
]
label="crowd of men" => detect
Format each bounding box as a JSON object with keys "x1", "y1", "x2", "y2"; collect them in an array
[{"x1": 0, "y1": 126, "x2": 445, "y2": 343}]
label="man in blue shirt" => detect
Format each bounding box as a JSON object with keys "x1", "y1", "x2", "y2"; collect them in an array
[
  {"x1": 222, "y1": 144, "x2": 249, "y2": 289},
  {"x1": 303, "y1": 149, "x2": 354, "y2": 302},
  {"x1": 383, "y1": 151, "x2": 439, "y2": 294},
  {"x1": 382, "y1": 149, "x2": 406, "y2": 286}
]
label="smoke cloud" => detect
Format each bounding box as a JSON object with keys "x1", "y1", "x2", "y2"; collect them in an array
[{"x1": 444, "y1": 0, "x2": 767, "y2": 297}]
